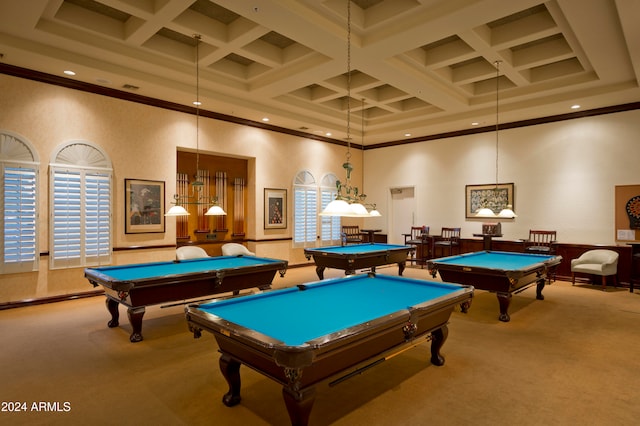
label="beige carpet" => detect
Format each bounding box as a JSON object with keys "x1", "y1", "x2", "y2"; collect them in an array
[{"x1": 1, "y1": 265, "x2": 639, "y2": 426}]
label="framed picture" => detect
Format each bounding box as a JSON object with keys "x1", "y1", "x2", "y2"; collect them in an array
[
  {"x1": 125, "y1": 179, "x2": 165, "y2": 233},
  {"x1": 264, "y1": 188, "x2": 287, "y2": 229},
  {"x1": 465, "y1": 183, "x2": 515, "y2": 218}
]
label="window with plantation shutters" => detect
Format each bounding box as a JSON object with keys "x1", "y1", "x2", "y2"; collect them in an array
[
  {"x1": 0, "y1": 132, "x2": 40, "y2": 274},
  {"x1": 293, "y1": 171, "x2": 317, "y2": 248},
  {"x1": 49, "y1": 141, "x2": 112, "y2": 269},
  {"x1": 320, "y1": 173, "x2": 340, "y2": 245}
]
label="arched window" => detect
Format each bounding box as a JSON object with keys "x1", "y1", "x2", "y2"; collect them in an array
[
  {"x1": 293, "y1": 170, "x2": 317, "y2": 248},
  {"x1": 49, "y1": 141, "x2": 113, "y2": 269},
  {"x1": 0, "y1": 131, "x2": 40, "y2": 274},
  {"x1": 319, "y1": 173, "x2": 341, "y2": 245}
]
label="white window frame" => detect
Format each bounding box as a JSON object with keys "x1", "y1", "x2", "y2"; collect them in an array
[
  {"x1": 292, "y1": 170, "x2": 318, "y2": 248},
  {"x1": 319, "y1": 173, "x2": 341, "y2": 246},
  {"x1": 49, "y1": 141, "x2": 113, "y2": 269},
  {"x1": 0, "y1": 131, "x2": 40, "y2": 274}
]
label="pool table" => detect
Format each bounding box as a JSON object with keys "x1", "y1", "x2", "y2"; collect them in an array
[
  {"x1": 427, "y1": 251, "x2": 562, "y2": 322},
  {"x1": 185, "y1": 273, "x2": 473, "y2": 426},
  {"x1": 303, "y1": 243, "x2": 412, "y2": 279},
  {"x1": 84, "y1": 255, "x2": 288, "y2": 342}
]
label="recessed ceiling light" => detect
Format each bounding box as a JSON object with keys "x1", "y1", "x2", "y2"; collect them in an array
[
  {"x1": 63, "y1": 70, "x2": 75, "y2": 76},
  {"x1": 404, "y1": 133, "x2": 411, "y2": 137},
  {"x1": 326, "y1": 132, "x2": 332, "y2": 136},
  {"x1": 262, "y1": 117, "x2": 269, "y2": 122},
  {"x1": 571, "y1": 104, "x2": 581, "y2": 109},
  {"x1": 471, "y1": 122, "x2": 479, "y2": 126}
]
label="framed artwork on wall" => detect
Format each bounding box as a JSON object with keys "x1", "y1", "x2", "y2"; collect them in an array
[
  {"x1": 465, "y1": 183, "x2": 515, "y2": 218},
  {"x1": 264, "y1": 188, "x2": 287, "y2": 229},
  {"x1": 125, "y1": 179, "x2": 165, "y2": 233}
]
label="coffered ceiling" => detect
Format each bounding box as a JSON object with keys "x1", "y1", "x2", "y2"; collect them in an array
[{"x1": 1, "y1": 0, "x2": 638, "y2": 145}]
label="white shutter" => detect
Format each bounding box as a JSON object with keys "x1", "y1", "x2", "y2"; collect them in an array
[
  {"x1": 293, "y1": 186, "x2": 317, "y2": 247},
  {"x1": 51, "y1": 169, "x2": 82, "y2": 268},
  {"x1": 1, "y1": 165, "x2": 38, "y2": 273},
  {"x1": 85, "y1": 172, "x2": 111, "y2": 265},
  {"x1": 320, "y1": 188, "x2": 341, "y2": 245},
  {"x1": 50, "y1": 168, "x2": 112, "y2": 269}
]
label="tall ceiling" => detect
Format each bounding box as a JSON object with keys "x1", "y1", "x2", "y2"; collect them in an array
[{"x1": 1, "y1": 0, "x2": 639, "y2": 145}]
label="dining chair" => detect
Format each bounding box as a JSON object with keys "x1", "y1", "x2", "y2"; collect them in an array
[
  {"x1": 403, "y1": 226, "x2": 430, "y2": 265},
  {"x1": 433, "y1": 227, "x2": 461, "y2": 257}
]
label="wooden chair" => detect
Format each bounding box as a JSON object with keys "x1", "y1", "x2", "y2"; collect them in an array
[
  {"x1": 524, "y1": 230, "x2": 557, "y2": 254},
  {"x1": 433, "y1": 227, "x2": 461, "y2": 257},
  {"x1": 403, "y1": 226, "x2": 430, "y2": 265},
  {"x1": 341, "y1": 225, "x2": 362, "y2": 245},
  {"x1": 524, "y1": 230, "x2": 557, "y2": 283}
]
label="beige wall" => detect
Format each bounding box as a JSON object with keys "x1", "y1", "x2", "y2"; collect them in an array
[
  {"x1": 363, "y1": 110, "x2": 640, "y2": 245},
  {"x1": 1, "y1": 73, "x2": 639, "y2": 303},
  {"x1": 0, "y1": 74, "x2": 358, "y2": 303}
]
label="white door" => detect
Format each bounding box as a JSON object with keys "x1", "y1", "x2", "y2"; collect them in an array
[{"x1": 389, "y1": 187, "x2": 416, "y2": 245}]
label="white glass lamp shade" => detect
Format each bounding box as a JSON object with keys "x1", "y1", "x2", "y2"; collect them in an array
[
  {"x1": 475, "y1": 207, "x2": 496, "y2": 218},
  {"x1": 348, "y1": 202, "x2": 369, "y2": 216},
  {"x1": 165, "y1": 205, "x2": 190, "y2": 216},
  {"x1": 205, "y1": 205, "x2": 227, "y2": 216},
  {"x1": 319, "y1": 199, "x2": 351, "y2": 216},
  {"x1": 369, "y1": 208, "x2": 381, "y2": 217},
  {"x1": 498, "y1": 207, "x2": 517, "y2": 218}
]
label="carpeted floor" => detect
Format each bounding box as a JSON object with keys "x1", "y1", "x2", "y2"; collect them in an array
[{"x1": 1, "y1": 264, "x2": 639, "y2": 426}]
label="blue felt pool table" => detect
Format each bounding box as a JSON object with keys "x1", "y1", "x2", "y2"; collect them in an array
[
  {"x1": 84, "y1": 255, "x2": 287, "y2": 342},
  {"x1": 185, "y1": 273, "x2": 473, "y2": 426},
  {"x1": 427, "y1": 251, "x2": 562, "y2": 322},
  {"x1": 303, "y1": 242, "x2": 412, "y2": 279}
]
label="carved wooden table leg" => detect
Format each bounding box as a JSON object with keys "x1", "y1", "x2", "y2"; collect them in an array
[{"x1": 220, "y1": 353, "x2": 242, "y2": 407}]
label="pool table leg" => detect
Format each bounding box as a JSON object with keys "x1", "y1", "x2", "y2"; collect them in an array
[
  {"x1": 315, "y1": 266, "x2": 325, "y2": 280},
  {"x1": 430, "y1": 325, "x2": 448, "y2": 366},
  {"x1": 127, "y1": 307, "x2": 145, "y2": 343},
  {"x1": 496, "y1": 292, "x2": 511, "y2": 322},
  {"x1": 105, "y1": 298, "x2": 120, "y2": 328},
  {"x1": 536, "y1": 277, "x2": 545, "y2": 300},
  {"x1": 398, "y1": 261, "x2": 406, "y2": 276},
  {"x1": 282, "y1": 386, "x2": 315, "y2": 426},
  {"x1": 219, "y1": 353, "x2": 242, "y2": 407}
]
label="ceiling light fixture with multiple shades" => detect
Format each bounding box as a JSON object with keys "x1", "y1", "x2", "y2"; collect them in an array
[
  {"x1": 475, "y1": 60, "x2": 517, "y2": 219},
  {"x1": 165, "y1": 34, "x2": 226, "y2": 217},
  {"x1": 320, "y1": 1, "x2": 380, "y2": 218}
]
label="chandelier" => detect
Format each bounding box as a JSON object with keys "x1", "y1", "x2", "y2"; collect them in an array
[
  {"x1": 165, "y1": 34, "x2": 226, "y2": 217},
  {"x1": 475, "y1": 60, "x2": 516, "y2": 219},
  {"x1": 320, "y1": 0, "x2": 380, "y2": 218}
]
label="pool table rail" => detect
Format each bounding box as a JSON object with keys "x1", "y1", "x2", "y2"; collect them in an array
[
  {"x1": 84, "y1": 255, "x2": 288, "y2": 342},
  {"x1": 303, "y1": 243, "x2": 412, "y2": 279},
  {"x1": 427, "y1": 251, "x2": 562, "y2": 322},
  {"x1": 185, "y1": 274, "x2": 473, "y2": 425}
]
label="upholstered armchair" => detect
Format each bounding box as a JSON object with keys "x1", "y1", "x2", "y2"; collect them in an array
[
  {"x1": 176, "y1": 246, "x2": 209, "y2": 260},
  {"x1": 221, "y1": 243, "x2": 255, "y2": 256},
  {"x1": 571, "y1": 249, "x2": 619, "y2": 290}
]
